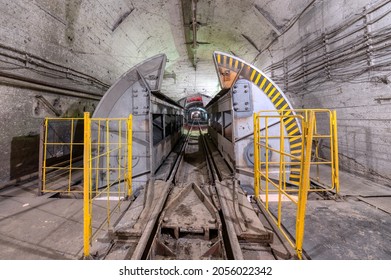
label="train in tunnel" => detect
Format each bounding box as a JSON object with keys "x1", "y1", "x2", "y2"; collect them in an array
[
  {"x1": 178, "y1": 94, "x2": 210, "y2": 126},
  {"x1": 91, "y1": 51, "x2": 301, "y2": 193}
]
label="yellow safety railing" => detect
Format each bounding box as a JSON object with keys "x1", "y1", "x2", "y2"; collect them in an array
[
  {"x1": 83, "y1": 113, "x2": 91, "y2": 258},
  {"x1": 39, "y1": 113, "x2": 132, "y2": 258},
  {"x1": 40, "y1": 117, "x2": 84, "y2": 195},
  {"x1": 253, "y1": 109, "x2": 339, "y2": 259},
  {"x1": 305, "y1": 109, "x2": 339, "y2": 193},
  {"x1": 83, "y1": 112, "x2": 133, "y2": 258}
]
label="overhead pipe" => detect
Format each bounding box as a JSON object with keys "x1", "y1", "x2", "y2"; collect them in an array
[
  {"x1": 0, "y1": 72, "x2": 102, "y2": 100},
  {"x1": 0, "y1": 42, "x2": 110, "y2": 89}
]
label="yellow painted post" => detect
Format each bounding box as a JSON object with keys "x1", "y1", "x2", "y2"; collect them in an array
[
  {"x1": 277, "y1": 117, "x2": 284, "y2": 227},
  {"x1": 315, "y1": 113, "x2": 320, "y2": 181},
  {"x1": 106, "y1": 120, "x2": 111, "y2": 227},
  {"x1": 332, "y1": 111, "x2": 340, "y2": 193},
  {"x1": 95, "y1": 120, "x2": 101, "y2": 194},
  {"x1": 127, "y1": 114, "x2": 133, "y2": 198},
  {"x1": 42, "y1": 118, "x2": 49, "y2": 194},
  {"x1": 295, "y1": 111, "x2": 315, "y2": 259},
  {"x1": 118, "y1": 120, "x2": 122, "y2": 201},
  {"x1": 83, "y1": 112, "x2": 91, "y2": 258},
  {"x1": 253, "y1": 113, "x2": 260, "y2": 198},
  {"x1": 265, "y1": 116, "x2": 269, "y2": 208},
  {"x1": 253, "y1": 113, "x2": 259, "y2": 199},
  {"x1": 68, "y1": 119, "x2": 74, "y2": 193}
]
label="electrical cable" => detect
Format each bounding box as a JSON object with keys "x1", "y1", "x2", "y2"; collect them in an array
[{"x1": 261, "y1": 1, "x2": 391, "y2": 94}]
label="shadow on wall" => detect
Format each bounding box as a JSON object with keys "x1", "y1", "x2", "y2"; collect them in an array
[
  {"x1": 64, "y1": 101, "x2": 96, "y2": 117},
  {"x1": 10, "y1": 135, "x2": 39, "y2": 180},
  {"x1": 339, "y1": 123, "x2": 391, "y2": 185},
  {"x1": 9, "y1": 99, "x2": 93, "y2": 181}
]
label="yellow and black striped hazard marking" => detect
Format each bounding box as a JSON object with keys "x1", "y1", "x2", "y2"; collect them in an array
[{"x1": 214, "y1": 51, "x2": 302, "y2": 186}]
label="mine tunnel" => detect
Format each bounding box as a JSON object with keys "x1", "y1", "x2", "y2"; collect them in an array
[{"x1": 0, "y1": 0, "x2": 390, "y2": 265}]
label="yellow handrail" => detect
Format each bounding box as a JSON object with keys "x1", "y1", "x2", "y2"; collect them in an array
[
  {"x1": 83, "y1": 112, "x2": 91, "y2": 258},
  {"x1": 127, "y1": 114, "x2": 133, "y2": 198},
  {"x1": 253, "y1": 109, "x2": 339, "y2": 259},
  {"x1": 253, "y1": 113, "x2": 260, "y2": 198},
  {"x1": 295, "y1": 110, "x2": 315, "y2": 259},
  {"x1": 40, "y1": 113, "x2": 133, "y2": 259},
  {"x1": 332, "y1": 111, "x2": 340, "y2": 193}
]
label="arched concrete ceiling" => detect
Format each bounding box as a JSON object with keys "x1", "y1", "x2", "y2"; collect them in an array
[
  {"x1": 0, "y1": 0, "x2": 314, "y2": 101},
  {"x1": 129, "y1": 0, "x2": 313, "y2": 100}
]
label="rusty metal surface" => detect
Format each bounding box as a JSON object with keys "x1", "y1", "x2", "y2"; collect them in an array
[
  {"x1": 161, "y1": 183, "x2": 219, "y2": 234},
  {"x1": 216, "y1": 180, "x2": 273, "y2": 242},
  {"x1": 149, "y1": 183, "x2": 225, "y2": 260},
  {"x1": 99, "y1": 127, "x2": 277, "y2": 260}
]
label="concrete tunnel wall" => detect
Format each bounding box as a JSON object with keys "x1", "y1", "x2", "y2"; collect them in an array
[
  {"x1": 254, "y1": 0, "x2": 391, "y2": 185},
  {"x1": 0, "y1": 0, "x2": 113, "y2": 184},
  {"x1": 0, "y1": 0, "x2": 390, "y2": 187}
]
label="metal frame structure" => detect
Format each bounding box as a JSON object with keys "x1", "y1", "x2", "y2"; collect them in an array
[
  {"x1": 38, "y1": 52, "x2": 341, "y2": 260},
  {"x1": 253, "y1": 109, "x2": 339, "y2": 259},
  {"x1": 207, "y1": 51, "x2": 303, "y2": 187},
  {"x1": 40, "y1": 117, "x2": 84, "y2": 195},
  {"x1": 39, "y1": 113, "x2": 133, "y2": 258},
  {"x1": 83, "y1": 112, "x2": 133, "y2": 258},
  {"x1": 92, "y1": 54, "x2": 184, "y2": 193}
]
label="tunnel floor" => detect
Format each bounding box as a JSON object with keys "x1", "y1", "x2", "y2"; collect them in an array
[{"x1": 0, "y1": 166, "x2": 390, "y2": 260}]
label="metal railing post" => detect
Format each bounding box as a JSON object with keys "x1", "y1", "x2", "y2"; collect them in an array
[
  {"x1": 41, "y1": 118, "x2": 49, "y2": 195},
  {"x1": 38, "y1": 120, "x2": 45, "y2": 196},
  {"x1": 127, "y1": 114, "x2": 133, "y2": 198},
  {"x1": 83, "y1": 112, "x2": 91, "y2": 258},
  {"x1": 265, "y1": 116, "x2": 269, "y2": 208},
  {"x1": 295, "y1": 111, "x2": 315, "y2": 259},
  {"x1": 332, "y1": 111, "x2": 340, "y2": 193},
  {"x1": 277, "y1": 115, "x2": 284, "y2": 227},
  {"x1": 253, "y1": 113, "x2": 260, "y2": 198},
  {"x1": 68, "y1": 119, "x2": 74, "y2": 193}
]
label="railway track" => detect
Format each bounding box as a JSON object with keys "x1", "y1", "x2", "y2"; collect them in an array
[{"x1": 97, "y1": 125, "x2": 295, "y2": 260}]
